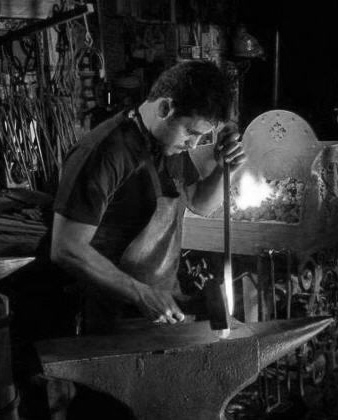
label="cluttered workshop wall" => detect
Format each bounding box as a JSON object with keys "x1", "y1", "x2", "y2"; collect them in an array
[
  {"x1": 96, "y1": 0, "x2": 178, "y2": 126},
  {"x1": 0, "y1": 1, "x2": 104, "y2": 193},
  {"x1": 0, "y1": 0, "x2": 241, "y2": 257},
  {"x1": 97, "y1": 0, "x2": 239, "y2": 125},
  {"x1": 0, "y1": 0, "x2": 242, "y2": 192}
]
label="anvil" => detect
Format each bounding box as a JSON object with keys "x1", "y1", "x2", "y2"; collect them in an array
[{"x1": 34, "y1": 316, "x2": 333, "y2": 420}]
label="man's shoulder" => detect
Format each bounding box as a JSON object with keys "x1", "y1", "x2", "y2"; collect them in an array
[{"x1": 74, "y1": 111, "x2": 144, "y2": 163}]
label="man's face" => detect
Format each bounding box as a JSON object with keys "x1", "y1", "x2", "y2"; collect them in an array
[{"x1": 158, "y1": 115, "x2": 215, "y2": 156}]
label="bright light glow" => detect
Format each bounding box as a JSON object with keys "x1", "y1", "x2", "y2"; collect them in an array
[
  {"x1": 236, "y1": 172, "x2": 273, "y2": 210},
  {"x1": 224, "y1": 264, "x2": 234, "y2": 315}
]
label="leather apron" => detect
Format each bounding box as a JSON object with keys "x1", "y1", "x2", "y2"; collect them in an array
[
  {"x1": 85, "y1": 110, "x2": 187, "y2": 332},
  {"x1": 119, "y1": 157, "x2": 184, "y2": 292},
  {"x1": 119, "y1": 110, "x2": 185, "y2": 291}
]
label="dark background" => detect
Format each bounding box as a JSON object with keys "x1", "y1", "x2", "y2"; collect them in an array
[{"x1": 237, "y1": 0, "x2": 338, "y2": 140}]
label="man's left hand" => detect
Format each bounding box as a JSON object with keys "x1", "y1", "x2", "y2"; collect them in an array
[{"x1": 214, "y1": 123, "x2": 246, "y2": 171}]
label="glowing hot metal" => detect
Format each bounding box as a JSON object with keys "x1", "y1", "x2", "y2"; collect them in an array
[{"x1": 235, "y1": 172, "x2": 273, "y2": 210}]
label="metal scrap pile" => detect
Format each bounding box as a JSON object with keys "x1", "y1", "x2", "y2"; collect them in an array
[{"x1": 230, "y1": 178, "x2": 305, "y2": 223}]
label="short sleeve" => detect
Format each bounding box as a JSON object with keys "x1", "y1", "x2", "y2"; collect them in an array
[{"x1": 53, "y1": 136, "x2": 134, "y2": 226}]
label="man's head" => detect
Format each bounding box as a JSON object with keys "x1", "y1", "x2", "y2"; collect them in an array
[
  {"x1": 142, "y1": 60, "x2": 230, "y2": 156},
  {"x1": 148, "y1": 60, "x2": 230, "y2": 123}
]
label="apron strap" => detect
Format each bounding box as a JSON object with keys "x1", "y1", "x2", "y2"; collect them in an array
[
  {"x1": 144, "y1": 157, "x2": 163, "y2": 198},
  {"x1": 128, "y1": 109, "x2": 163, "y2": 198}
]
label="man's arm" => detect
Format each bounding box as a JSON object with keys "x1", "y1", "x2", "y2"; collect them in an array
[
  {"x1": 51, "y1": 213, "x2": 184, "y2": 324},
  {"x1": 186, "y1": 128, "x2": 246, "y2": 216}
]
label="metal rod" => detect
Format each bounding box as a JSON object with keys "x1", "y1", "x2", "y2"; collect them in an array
[
  {"x1": 223, "y1": 161, "x2": 233, "y2": 317},
  {"x1": 269, "y1": 250, "x2": 277, "y2": 319},
  {"x1": 272, "y1": 29, "x2": 280, "y2": 108},
  {"x1": 257, "y1": 254, "x2": 264, "y2": 322},
  {"x1": 0, "y1": 4, "x2": 94, "y2": 45},
  {"x1": 95, "y1": 0, "x2": 107, "y2": 82},
  {"x1": 205, "y1": 160, "x2": 231, "y2": 332},
  {"x1": 286, "y1": 250, "x2": 292, "y2": 319}
]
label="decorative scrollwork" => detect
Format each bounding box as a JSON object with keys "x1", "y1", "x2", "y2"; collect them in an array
[{"x1": 269, "y1": 121, "x2": 287, "y2": 142}]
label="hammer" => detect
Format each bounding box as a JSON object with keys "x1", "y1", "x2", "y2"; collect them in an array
[{"x1": 205, "y1": 159, "x2": 232, "y2": 338}]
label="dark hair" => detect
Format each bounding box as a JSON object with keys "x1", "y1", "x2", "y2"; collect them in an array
[{"x1": 147, "y1": 60, "x2": 230, "y2": 124}]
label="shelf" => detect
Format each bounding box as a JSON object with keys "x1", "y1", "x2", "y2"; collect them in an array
[
  {"x1": 0, "y1": 3, "x2": 94, "y2": 44},
  {"x1": 0, "y1": 0, "x2": 60, "y2": 20}
]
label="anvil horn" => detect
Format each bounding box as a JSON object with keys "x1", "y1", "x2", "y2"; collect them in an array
[{"x1": 247, "y1": 316, "x2": 334, "y2": 370}]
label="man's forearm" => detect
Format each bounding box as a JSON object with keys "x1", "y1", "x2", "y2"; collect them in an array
[
  {"x1": 188, "y1": 164, "x2": 225, "y2": 216},
  {"x1": 54, "y1": 244, "x2": 141, "y2": 304},
  {"x1": 53, "y1": 243, "x2": 185, "y2": 323}
]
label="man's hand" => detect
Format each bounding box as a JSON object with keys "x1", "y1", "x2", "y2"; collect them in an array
[
  {"x1": 214, "y1": 122, "x2": 246, "y2": 171},
  {"x1": 133, "y1": 282, "x2": 185, "y2": 324}
]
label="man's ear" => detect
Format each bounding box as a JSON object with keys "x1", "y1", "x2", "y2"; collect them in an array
[{"x1": 157, "y1": 98, "x2": 174, "y2": 119}]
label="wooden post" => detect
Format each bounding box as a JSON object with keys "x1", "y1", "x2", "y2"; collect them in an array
[{"x1": 0, "y1": 294, "x2": 19, "y2": 420}]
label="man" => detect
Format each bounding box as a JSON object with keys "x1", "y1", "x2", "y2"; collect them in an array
[{"x1": 51, "y1": 60, "x2": 245, "y2": 332}]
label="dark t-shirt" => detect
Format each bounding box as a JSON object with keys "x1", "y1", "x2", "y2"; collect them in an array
[{"x1": 53, "y1": 111, "x2": 199, "y2": 264}]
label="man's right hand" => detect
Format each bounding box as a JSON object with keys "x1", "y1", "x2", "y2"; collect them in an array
[{"x1": 133, "y1": 282, "x2": 185, "y2": 324}]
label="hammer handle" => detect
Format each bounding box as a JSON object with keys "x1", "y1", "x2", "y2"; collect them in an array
[
  {"x1": 223, "y1": 162, "x2": 233, "y2": 317},
  {"x1": 206, "y1": 161, "x2": 231, "y2": 331}
]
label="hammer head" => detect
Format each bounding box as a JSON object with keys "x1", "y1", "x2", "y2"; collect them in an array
[{"x1": 204, "y1": 275, "x2": 231, "y2": 335}]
